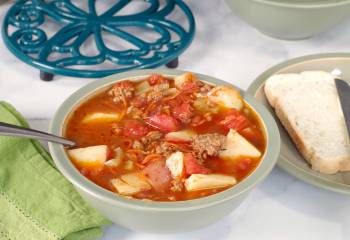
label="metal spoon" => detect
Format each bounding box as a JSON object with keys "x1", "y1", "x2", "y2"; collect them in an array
[{"x1": 0, "y1": 122, "x2": 76, "y2": 147}]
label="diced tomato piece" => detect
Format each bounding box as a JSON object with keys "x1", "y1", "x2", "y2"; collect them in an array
[
  {"x1": 177, "y1": 74, "x2": 202, "y2": 92},
  {"x1": 183, "y1": 153, "x2": 211, "y2": 176},
  {"x1": 182, "y1": 81, "x2": 201, "y2": 92},
  {"x1": 123, "y1": 119, "x2": 149, "y2": 138},
  {"x1": 106, "y1": 146, "x2": 113, "y2": 159},
  {"x1": 178, "y1": 93, "x2": 193, "y2": 104},
  {"x1": 132, "y1": 96, "x2": 147, "y2": 108},
  {"x1": 173, "y1": 102, "x2": 194, "y2": 123},
  {"x1": 146, "y1": 103, "x2": 163, "y2": 117},
  {"x1": 167, "y1": 93, "x2": 193, "y2": 108},
  {"x1": 220, "y1": 110, "x2": 250, "y2": 131},
  {"x1": 142, "y1": 159, "x2": 171, "y2": 192},
  {"x1": 145, "y1": 114, "x2": 180, "y2": 133},
  {"x1": 148, "y1": 74, "x2": 167, "y2": 85},
  {"x1": 191, "y1": 114, "x2": 206, "y2": 127}
]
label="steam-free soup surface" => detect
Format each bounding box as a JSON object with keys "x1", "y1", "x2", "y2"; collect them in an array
[{"x1": 65, "y1": 73, "x2": 265, "y2": 201}]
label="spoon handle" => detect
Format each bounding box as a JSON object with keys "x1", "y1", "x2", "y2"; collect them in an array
[{"x1": 0, "y1": 122, "x2": 75, "y2": 147}]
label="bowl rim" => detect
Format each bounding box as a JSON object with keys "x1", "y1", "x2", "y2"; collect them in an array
[
  {"x1": 49, "y1": 69, "x2": 280, "y2": 211},
  {"x1": 249, "y1": 0, "x2": 350, "y2": 8}
]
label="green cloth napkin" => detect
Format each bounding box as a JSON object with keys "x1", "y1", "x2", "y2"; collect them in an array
[{"x1": 0, "y1": 101, "x2": 110, "y2": 240}]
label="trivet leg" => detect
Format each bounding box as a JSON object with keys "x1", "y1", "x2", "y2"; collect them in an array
[
  {"x1": 40, "y1": 71, "x2": 54, "y2": 81},
  {"x1": 166, "y1": 57, "x2": 179, "y2": 68}
]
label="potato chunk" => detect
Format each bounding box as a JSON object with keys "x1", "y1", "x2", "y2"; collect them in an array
[
  {"x1": 111, "y1": 179, "x2": 141, "y2": 196},
  {"x1": 165, "y1": 130, "x2": 196, "y2": 143},
  {"x1": 120, "y1": 173, "x2": 151, "y2": 190},
  {"x1": 105, "y1": 147, "x2": 124, "y2": 168},
  {"x1": 124, "y1": 160, "x2": 134, "y2": 170},
  {"x1": 208, "y1": 86, "x2": 243, "y2": 110},
  {"x1": 166, "y1": 151, "x2": 184, "y2": 178},
  {"x1": 185, "y1": 174, "x2": 236, "y2": 191},
  {"x1": 135, "y1": 80, "x2": 151, "y2": 95},
  {"x1": 67, "y1": 145, "x2": 108, "y2": 168},
  {"x1": 219, "y1": 129, "x2": 261, "y2": 160},
  {"x1": 82, "y1": 112, "x2": 123, "y2": 123},
  {"x1": 193, "y1": 97, "x2": 219, "y2": 114},
  {"x1": 111, "y1": 173, "x2": 151, "y2": 196},
  {"x1": 173, "y1": 72, "x2": 197, "y2": 89}
]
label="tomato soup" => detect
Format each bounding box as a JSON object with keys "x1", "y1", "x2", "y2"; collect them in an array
[{"x1": 65, "y1": 73, "x2": 265, "y2": 201}]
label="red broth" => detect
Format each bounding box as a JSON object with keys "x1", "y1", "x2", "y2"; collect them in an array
[{"x1": 65, "y1": 73, "x2": 266, "y2": 201}]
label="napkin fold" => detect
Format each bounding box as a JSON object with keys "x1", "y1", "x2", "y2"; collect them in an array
[{"x1": 0, "y1": 101, "x2": 110, "y2": 240}]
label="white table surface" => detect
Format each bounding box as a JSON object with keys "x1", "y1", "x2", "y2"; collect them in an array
[{"x1": 1, "y1": 1, "x2": 350, "y2": 239}]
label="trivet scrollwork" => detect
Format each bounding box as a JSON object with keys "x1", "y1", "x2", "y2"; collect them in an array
[{"x1": 2, "y1": 0, "x2": 195, "y2": 80}]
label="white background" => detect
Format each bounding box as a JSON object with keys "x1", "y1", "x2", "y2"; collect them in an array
[{"x1": 1, "y1": 1, "x2": 350, "y2": 239}]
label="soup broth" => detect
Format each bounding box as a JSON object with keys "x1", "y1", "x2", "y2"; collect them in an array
[{"x1": 65, "y1": 73, "x2": 266, "y2": 201}]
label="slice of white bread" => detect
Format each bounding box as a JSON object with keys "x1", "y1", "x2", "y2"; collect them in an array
[{"x1": 265, "y1": 71, "x2": 350, "y2": 174}]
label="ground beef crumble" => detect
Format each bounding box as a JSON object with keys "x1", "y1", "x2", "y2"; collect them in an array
[
  {"x1": 126, "y1": 105, "x2": 143, "y2": 119},
  {"x1": 141, "y1": 131, "x2": 163, "y2": 145},
  {"x1": 153, "y1": 142, "x2": 177, "y2": 156},
  {"x1": 137, "y1": 131, "x2": 171, "y2": 154},
  {"x1": 108, "y1": 81, "x2": 134, "y2": 104},
  {"x1": 170, "y1": 178, "x2": 184, "y2": 192},
  {"x1": 192, "y1": 133, "x2": 226, "y2": 159}
]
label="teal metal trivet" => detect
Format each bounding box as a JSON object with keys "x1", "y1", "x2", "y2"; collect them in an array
[{"x1": 2, "y1": 0, "x2": 195, "y2": 81}]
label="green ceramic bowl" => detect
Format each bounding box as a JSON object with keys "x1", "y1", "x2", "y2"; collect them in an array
[
  {"x1": 225, "y1": 0, "x2": 350, "y2": 40},
  {"x1": 247, "y1": 53, "x2": 350, "y2": 195},
  {"x1": 49, "y1": 69, "x2": 280, "y2": 233}
]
